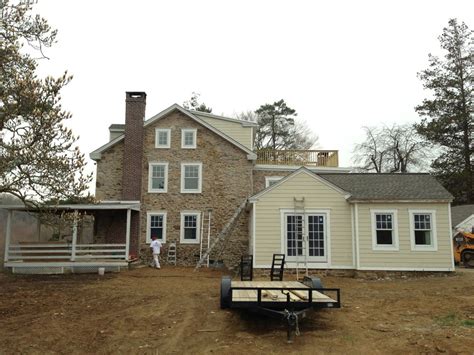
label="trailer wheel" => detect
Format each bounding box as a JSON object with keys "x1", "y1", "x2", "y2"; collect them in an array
[
  {"x1": 220, "y1": 276, "x2": 232, "y2": 309},
  {"x1": 303, "y1": 276, "x2": 324, "y2": 290},
  {"x1": 462, "y1": 251, "x2": 474, "y2": 268}
]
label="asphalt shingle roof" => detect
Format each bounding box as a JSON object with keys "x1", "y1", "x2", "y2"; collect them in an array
[
  {"x1": 451, "y1": 204, "x2": 474, "y2": 227},
  {"x1": 318, "y1": 173, "x2": 453, "y2": 201}
]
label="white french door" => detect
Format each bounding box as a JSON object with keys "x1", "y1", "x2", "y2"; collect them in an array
[{"x1": 285, "y1": 213, "x2": 327, "y2": 262}]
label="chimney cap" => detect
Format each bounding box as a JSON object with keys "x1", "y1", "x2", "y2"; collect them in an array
[{"x1": 126, "y1": 91, "x2": 147, "y2": 100}]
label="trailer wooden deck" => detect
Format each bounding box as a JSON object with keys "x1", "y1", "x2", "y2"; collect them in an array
[{"x1": 230, "y1": 280, "x2": 337, "y2": 304}]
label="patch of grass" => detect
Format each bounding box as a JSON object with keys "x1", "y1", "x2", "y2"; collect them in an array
[
  {"x1": 434, "y1": 313, "x2": 474, "y2": 327},
  {"x1": 341, "y1": 334, "x2": 355, "y2": 344},
  {"x1": 435, "y1": 313, "x2": 457, "y2": 326},
  {"x1": 460, "y1": 319, "x2": 474, "y2": 327}
]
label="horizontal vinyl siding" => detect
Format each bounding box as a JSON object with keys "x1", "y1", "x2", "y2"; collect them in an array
[
  {"x1": 200, "y1": 117, "x2": 252, "y2": 150},
  {"x1": 254, "y1": 172, "x2": 353, "y2": 268},
  {"x1": 357, "y1": 203, "x2": 452, "y2": 269}
]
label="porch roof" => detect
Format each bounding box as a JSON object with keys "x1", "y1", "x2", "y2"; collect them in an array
[{"x1": 0, "y1": 200, "x2": 141, "y2": 212}]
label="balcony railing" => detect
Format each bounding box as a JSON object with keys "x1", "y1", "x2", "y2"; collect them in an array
[{"x1": 256, "y1": 149, "x2": 339, "y2": 167}]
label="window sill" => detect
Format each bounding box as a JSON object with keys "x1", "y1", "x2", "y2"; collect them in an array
[
  {"x1": 372, "y1": 245, "x2": 399, "y2": 252},
  {"x1": 180, "y1": 240, "x2": 200, "y2": 244},
  {"x1": 411, "y1": 246, "x2": 437, "y2": 252},
  {"x1": 180, "y1": 190, "x2": 201, "y2": 194},
  {"x1": 181, "y1": 146, "x2": 196, "y2": 149}
]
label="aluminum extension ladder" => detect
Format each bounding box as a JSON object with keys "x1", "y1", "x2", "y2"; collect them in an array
[{"x1": 199, "y1": 209, "x2": 212, "y2": 267}]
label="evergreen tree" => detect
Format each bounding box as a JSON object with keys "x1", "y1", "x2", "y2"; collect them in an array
[
  {"x1": 0, "y1": 0, "x2": 91, "y2": 205},
  {"x1": 255, "y1": 99, "x2": 297, "y2": 150},
  {"x1": 415, "y1": 19, "x2": 473, "y2": 204}
]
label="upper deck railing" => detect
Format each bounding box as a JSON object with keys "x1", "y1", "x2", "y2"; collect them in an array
[{"x1": 256, "y1": 149, "x2": 339, "y2": 167}]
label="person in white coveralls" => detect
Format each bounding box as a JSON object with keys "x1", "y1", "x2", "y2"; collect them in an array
[{"x1": 149, "y1": 235, "x2": 162, "y2": 269}]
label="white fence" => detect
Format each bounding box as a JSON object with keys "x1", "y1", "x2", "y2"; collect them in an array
[{"x1": 7, "y1": 243, "x2": 127, "y2": 262}]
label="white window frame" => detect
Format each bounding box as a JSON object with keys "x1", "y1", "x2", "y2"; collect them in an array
[
  {"x1": 181, "y1": 128, "x2": 197, "y2": 149},
  {"x1": 148, "y1": 162, "x2": 168, "y2": 193},
  {"x1": 146, "y1": 211, "x2": 167, "y2": 243},
  {"x1": 370, "y1": 209, "x2": 399, "y2": 251},
  {"x1": 409, "y1": 210, "x2": 438, "y2": 251},
  {"x1": 180, "y1": 211, "x2": 201, "y2": 244},
  {"x1": 265, "y1": 176, "x2": 283, "y2": 188},
  {"x1": 155, "y1": 128, "x2": 171, "y2": 148},
  {"x1": 180, "y1": 162, "x2": 202, "y2": 193}
]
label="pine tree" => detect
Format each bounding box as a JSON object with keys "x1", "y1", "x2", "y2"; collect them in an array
[
  {"x1": 255, "y1": 99, "x2": 297, "y2": 150},
  {"x1": 415, "y1": 19, "x2": 473, "y2": 204},
  {"x1": 0, "y1": 0, "x2": 91, "y2": 205}
]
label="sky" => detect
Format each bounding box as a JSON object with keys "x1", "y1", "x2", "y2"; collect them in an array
[{"x1": 31, "y1": 0, "x2": 473, "y2": 193}]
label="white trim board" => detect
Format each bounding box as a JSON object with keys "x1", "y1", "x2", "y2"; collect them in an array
[
  {"x1": 253, "y1": 164, "x2": 352, "y2": 173},
  {"x1": 356, "y1": 266, "x2": 454, "y2": 272}
]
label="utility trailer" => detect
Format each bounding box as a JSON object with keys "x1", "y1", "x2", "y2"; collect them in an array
[{"x1": 220, "y1": 275, "x2": 341, "y2": 343}]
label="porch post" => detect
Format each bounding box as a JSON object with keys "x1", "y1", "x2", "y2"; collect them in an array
[
  {"x1": 4, "y1": 210, "x2": 12, "y2": 263},
  {"x1": 125, "y1": 209, "x2": 131, "y2": 261},
  {"x1": 71, "y1": 210, "x2": 78, "y2": 261}
]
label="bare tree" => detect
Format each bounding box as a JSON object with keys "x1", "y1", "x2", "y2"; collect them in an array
[
  {"x1": 288, "y1": 120, "x2": 319, "y2": 150},
  {"x1": 182, "y1": 92, "x2": 212, "y2": 113},
  {"x1": 235, "y1": 106, "x2": 319, "y2": 150},
  {"x1": 353, "y1": 124, "x2": 431, "y2": 173}
]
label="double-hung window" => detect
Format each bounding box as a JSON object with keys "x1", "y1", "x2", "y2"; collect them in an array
[
  {"x1": 148, "y1": 162, "x2": 168, "y2": 193},
  {"x1": 181, "y1": 162, "x2": 202, "y2": 193},
  {"x1": 155, "y1": 128, "x2": 170, "y2": 148},
  {"x1": 409, "y1": 210, "x2": 437, "y2": 251},
  {"x1": 371, "y1": 210, "x2": 399, "y2": 251},
  {"x1": 180, "y1": 212, "x2": 200, "y2": 244},
  {"x1": 146, "y1": 212, "x2": 167, "y2": 243},
  {"x1": 181, "y1": 128, "x2": 197, "y2": 149}
]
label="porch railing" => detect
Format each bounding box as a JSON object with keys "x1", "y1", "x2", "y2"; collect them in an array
[
  {"x1": 256, "y1": 150, "x2": 339, "y2": 167},
  {"x1": 7, "y1": 243, "x2": 127, "y2": 262}
]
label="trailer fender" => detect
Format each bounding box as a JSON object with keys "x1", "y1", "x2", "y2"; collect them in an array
[
  {"x1": 302, "y1": 276, "x2": 324, "y2": 290},
  {"x1": 220, "y1": 276, "x2": 232, "y2": 309}
]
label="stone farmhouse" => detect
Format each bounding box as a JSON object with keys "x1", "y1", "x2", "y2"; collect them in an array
[{"x1": 87, "y1": 91, "x2": 454, "y2": 272}]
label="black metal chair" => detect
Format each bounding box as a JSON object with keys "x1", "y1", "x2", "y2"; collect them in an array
[{"x1": 270, "y1": 253, "x2": 285, "y2": 281}]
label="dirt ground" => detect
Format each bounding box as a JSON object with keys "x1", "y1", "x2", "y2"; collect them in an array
[{"x1": 0, "y1": 267, "x2": 473, "y2": 355}]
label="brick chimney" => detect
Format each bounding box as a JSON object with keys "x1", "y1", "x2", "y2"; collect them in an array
[
  {"x1": 122, "y1": 91, "x2": 146, "y2": 200},
  {"x1": 122, "y1": 92, "x2": 146, "y2": 259}
]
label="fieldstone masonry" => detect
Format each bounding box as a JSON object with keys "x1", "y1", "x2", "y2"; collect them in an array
[
  {"x1": 95, "y1": 108, "x2": 255, "y2": 268},
  {"x1": 140, "y1": 111, "x2": 253, "y2": 267}
]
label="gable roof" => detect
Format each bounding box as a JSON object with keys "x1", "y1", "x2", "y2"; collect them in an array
[
  {"x1": 250, "y1": 171, "x2": 453, "y2": 203},
  {"x1": 90, "y1": 104, "x2": 257, "y2": 160},
  {"x1": 190, "y1": 110, "x2": 258, "y2": 127},
  {"x1": 319, "y1": 173, "x2": 453, "y2": 201},
  {"x1": 451, "y1": 204, "x2": 474, "y2": 227},
  {"x1": 249, "y1": 167, "x2": 350, "y2": 202}
]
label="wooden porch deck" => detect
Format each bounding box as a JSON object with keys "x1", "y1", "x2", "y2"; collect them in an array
[{"x1": 256, "y1": 150, "x2": 339, "y2": 167}]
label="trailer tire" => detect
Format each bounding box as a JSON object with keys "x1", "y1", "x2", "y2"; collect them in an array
[
  {"x1": 220, "y1": 276, "x2": 232, "y2": 309},
  {"x1": 303, "y1": 276, "x2": 324, "y2": 290}
]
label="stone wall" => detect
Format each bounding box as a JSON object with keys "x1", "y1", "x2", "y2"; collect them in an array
[
  {"x1": 252, "y1": 169, "x2": 291, "y2": 194},
  {"x1": 95, "y1": 142, "x2": 124, "y2": 201},
  {"x1": 139, "y1": 111, "x2": 254, "y2": 268}
]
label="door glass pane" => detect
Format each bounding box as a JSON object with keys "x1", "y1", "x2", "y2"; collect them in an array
[
  {"x1": 308, "y1": 215, "x2": 325, "y2": 257},
  {"x1": 287, "y1": 215, "x2": 303, "y2": 257}
]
